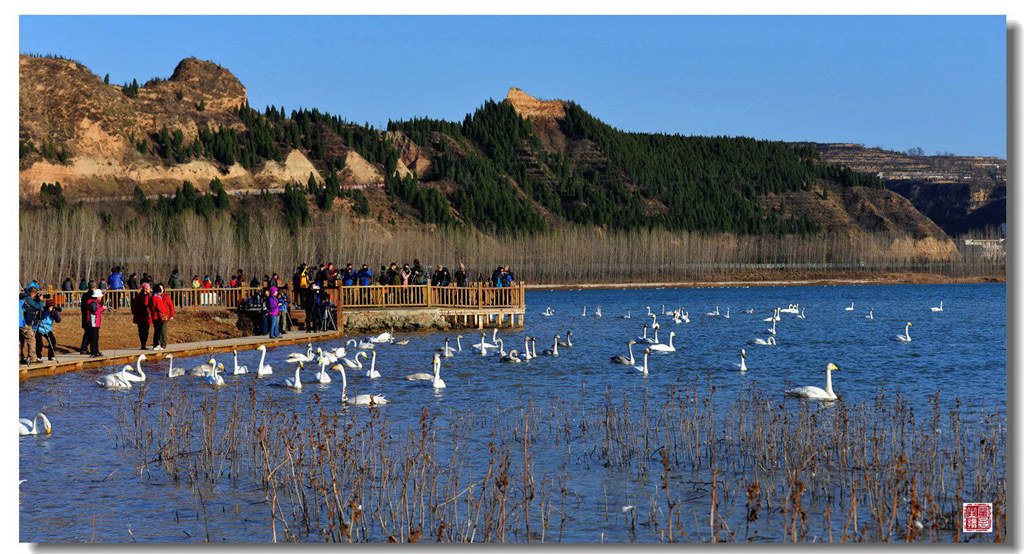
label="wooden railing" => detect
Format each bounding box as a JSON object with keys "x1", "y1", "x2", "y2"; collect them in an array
[{"x1": 43, "y1": 282, "x2": 525, "y2": 312}]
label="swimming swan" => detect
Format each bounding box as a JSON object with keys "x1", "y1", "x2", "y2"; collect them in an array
[
  {"x1": 610, "y1": 341, "x2": 637, "y2": 365},
  {"x1": 732, "y1": 349, "x2": 747, "y2": 372},
  {"x1": 797, "y1": 307, "x2": 806, "y2": 319},
  {"x1": 500, "y1": 350, "x2": 522, "y2": 363},
  {"x1": 96, "y1": 365, "x2": 135, "y2": 389},
  {"x1": 342, "y1": 351, "x2": 368, "y2": 369},
  {"x1": 167, "y1": 354, "x2": 184, "y2": 378},
  {"x1": 190, "y1": 358, "x2": 218, "y2": 377},
  {"x1": 648, "y1": 331, "x2": 676, "y2": 353},
  {"x1": 285, "y1": 343, "x2": 314, "y2": 363},
  {"x1": 232, "y1": 350, "x2": 249, "y2": 375},
  {"x1": 893, "y1": 322, "x2": 913, "y2": 342},
  {"x1": 202, "y1": 361, "x2": 226, "y2": 387},
  {"x1": 749, "y1": 336, "x2": 776, "y2": 346},
  {"x1": 365, "y1": 351, "x2": 381, "y2": 379},
  {"x1": 437, "y1": 338, "x2": 456, "y2": 358},
  {"x1": 633, "y1": 349, "x2": 650, "y2": 375},
  {"x1": 368, "y1": 332, "x2": 393, "y2": 344},
  {"x1": 256, "y1": 345, "x2": 274, "y2": 377},
  {"x1": 316, "y1": 358, "x2": 332, "y2": 384},
  {"x1": 557, "y1": 331, "x2": 574, "y2": 348},
  {"x1": 542, "y1": 307, "x2": 554, "y2": 317},
  {"x1": 541, "y1": 335, "x2": 561, "y2": 356},
  {"x1": 865, "y1": 308, "x2": 874, "y2": 320},
  {"x1": 405, "y1": 353, "x2": 439, "y2": 381},
  {"x1": 276, "y1": 363, "x2": 303, "y2": 390},
  {"x1": 620, "y1": 309, "x2": 632, "y2": 319},
  {"x1": 338, "y1": 363, "x2": 389, "y2": 405},
  {"x1": 931, "y1": 301, "x2": 943, "y2": 312},
  {"x1": 785, "y1": 363, "x2": 840, "y2": 401},
  {"x1": 594, "y1": 306, "x2": 602, "y2": 317},
  {"x1": 636, "y1": 324, "x2": 655, "y2": 344},
  {"x1": 120, "y1": 354, "x2": 147, "y2": 383},
  {"x1": 19, "y1": 413, "x2": 52, "y2": 436},
  {"x1": 845, "y1": 302, "x2": 855, "y2": 311}
]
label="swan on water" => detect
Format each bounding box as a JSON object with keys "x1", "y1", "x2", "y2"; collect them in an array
[
  {"x1": 650, "y1": 313, "x2": 660, "y2": 329},
  {"x1": 368, "y1": 332, "x2": 393, "y2": 344},
  {"x1": 437, "y1": 338, "x2": 456, "y2": 358},
  {"x1": 542, "y1": 307, "x2": 554, "y2": 317},
  {"x1": 636, "y1": 324, "x2": 655, "y2": 344},
  {"x1": 611, "y1": 341, "x2": 637, "y2": 365},
  {"x1": 276, "y1": 362, "x2": 303, "y2": 390},
  {"x1": 121, "y1": 354, "x2": 147, "y2": 382},
  {"x1": 494, "y1": 338, "x2": 508, "y2": 357},
  {"x1": 541, "y1": 335, "x2": 561, "y2": 356},
  {"x1": 581, "y1": 305, "x2": 587, "y2": 317},
  {"x1": 763, "y1": 308, "x2": 781, "y2": 322},
  {"x1": 286, "y1": 343, "x2": 315, "y2": 363},
  {"x1": 167, "y1": 354, "x2": 184, "y2": 378},
  {"x1": 256, "y1": 345, "x2": 274, "y2": 376},
  {"x1": 365, "y1": 351, "x2": 382, "y2": 379},
  {"x1": 190, "y1": 358, "x2": 218, "y2": 377},
  {"x1": 19, "y1": 413, "x2": 52, "y2": 436},
  {"x1": 96, "y1": 365, "x2": 136, "y2": 389},
  {"x1": 472, "y1": 329, "x2": 498, "y2": 351},
  {"x1": 744, "y1": 307, "x2": 754, "y2": 314},
  {"x1": 893, "y1": 322, "x2": 913, "y2": 342},
  {"x1": 356, "y1": 339, "x2": 375, "y2": 349},
  {"x1": 797, "y1": 307, "x2": 806, "y2": 319},
  {"x1": 202, "y1": 361, "x2": 226, "y2": 387},
  {"x1": 338, "y1": 363, "x2": 389, "y2": 405},
  {"x1": 845, "y1": 302, "x2": 855, "y2": 311},
  {"x1": 749, "y1": 336, "x2": 777, "y2": 346},
  {"x1": 706, "y1": 305, "x2": 720, "y2": 317},
  {"x1": 500, "y1": 350, "x2": 522, "y2": 363},
  {"x1": 865, "y1": 308, "x2": 874, "y2": 320},
  {"x1": 557, "y1": 330, "x2": 574, "y2": 348},
  {"x1": 342, "y1": 351, "x2": 368, "y2": 369},
  {"x1": 394, "y1": 339, "x2": 410, "y2": 346},
  {"x1": 232, "y1": 350, "x2": 249, "y2": 375},
  {"x1": 767, "y1": 318, "x2": 777, "y2": 336},
  {"x1": 405, "y1": 353, "x2": 439, "y2": 381},
  {"x1": 785, "y1": 363, "x2": 840, "y2": 401},
  {"x1": 522, "y1": 336, "x2": 534, "y2": 361},
  {"x1": 620, "y1": 309, "x2": 632, "y2": 319},
  {"x1": 931, "y1": 301, "x2": 944, "y2": 312},
  {"x1": 732, "y1": 349, "x2": 747, "y2": 372},
  {"x1": 723, "y1": 307, "x2": 731, "y2": 319},
  {"x1": 530, "y1": 337, "x2": 539, "y2": 359},
  {"x1": 649, "y1": 331, "x2": 676, "y2": 353},
  {"x1": 594, "y1": 306, "x2": 602, "y2": 317},
  {"x1": 633, "y1": 349, "x2": 651, "y2": 375},
  {"x1": 314, "y1": 357, "x2": 332, "y2": 384}
]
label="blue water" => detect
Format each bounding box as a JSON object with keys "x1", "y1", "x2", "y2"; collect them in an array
[{"x1": 19, "y1": 283, "x2": 1006, "y2": 542}]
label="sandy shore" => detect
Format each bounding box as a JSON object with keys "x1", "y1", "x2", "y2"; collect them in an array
[{"x1": 525, "y1": 273, "x2": 1005, "y2": 291}]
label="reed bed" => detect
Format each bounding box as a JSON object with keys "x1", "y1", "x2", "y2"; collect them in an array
[
  {"x1": 20, "y1": 209, "x2": 1004, "y2": 286},
  {"x1": 106, "y1": 375, "x2": 1005, "y2": 543}
]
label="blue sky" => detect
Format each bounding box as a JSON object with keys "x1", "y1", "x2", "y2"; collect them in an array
[{"x1": 19, "y1": 15, "x2": 1007, "y2": 157}]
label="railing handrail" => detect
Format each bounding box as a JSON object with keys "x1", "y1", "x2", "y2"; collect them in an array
[{"x1": 42, "y1": 282, "x2": 525, "y2": 312}]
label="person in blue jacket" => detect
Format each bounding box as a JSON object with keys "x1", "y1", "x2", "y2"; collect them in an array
[
  {"x1": 356, "y1": 264, "x2": 372, "y2": 286},
  {"x1": 108, "y1": 267, "x2": 125, "y2": 290},
  {"x1": 34, "y1": 299, "x2": 61, "y2": 361}
]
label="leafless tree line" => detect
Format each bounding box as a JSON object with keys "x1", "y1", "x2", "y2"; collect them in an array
[{"x1": 19, "y1": 209, "x2": 1004, "y2": 286}]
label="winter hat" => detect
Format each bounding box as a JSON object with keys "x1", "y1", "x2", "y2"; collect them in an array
[{"x1": 92, "y1": 289, "x2": 103, "y2": 298}]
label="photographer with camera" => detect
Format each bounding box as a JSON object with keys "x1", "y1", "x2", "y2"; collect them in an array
[
  {"x1": 19, "y1": 285, "x2": 44, "y2": 364},
  {"x1": 34, "y1": 297, "x2": 62, "y2": 361}
]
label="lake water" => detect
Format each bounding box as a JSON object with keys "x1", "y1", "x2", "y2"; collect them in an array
[{"x1": 19, "y1": 283, "x2": 1006, "y2": 542}]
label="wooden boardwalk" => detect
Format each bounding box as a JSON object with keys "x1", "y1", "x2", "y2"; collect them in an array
[{"x1": 18, "y1": 328, "x2": 345, "y2": 383}]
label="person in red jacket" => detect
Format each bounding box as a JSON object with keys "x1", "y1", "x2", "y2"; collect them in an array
[
  {"x1": 130, "y1": 283, "x2": 154, "y2": 350},
  {"x1": 150, "y1": 283, "x2": 175, "y2": 351}
]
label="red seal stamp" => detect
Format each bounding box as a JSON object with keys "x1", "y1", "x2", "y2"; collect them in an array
[{"x1": 963, "y1": 503, "x2": 993, "y2": 533}]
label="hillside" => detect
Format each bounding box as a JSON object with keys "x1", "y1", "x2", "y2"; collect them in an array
[
  {"x1": 19, "y1": 55, "x2": 957, "y2": 261},
  {"x1": 810, "y1": 143, "x2": 1006, "y2": 236}
]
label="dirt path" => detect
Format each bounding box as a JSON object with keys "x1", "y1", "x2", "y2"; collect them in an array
[{"x1": 44, "y1": 310, "x2": 245, "y2": 355}]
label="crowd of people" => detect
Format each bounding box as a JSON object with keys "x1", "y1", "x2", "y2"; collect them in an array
[{"x1": 21, "y1": 260, "x2": 516, "y2": 362}]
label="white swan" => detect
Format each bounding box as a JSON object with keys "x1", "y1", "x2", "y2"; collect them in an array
[
  {"x1": 541, "y1": 335, "x2": 560, "y2": 356},
  {"x1": 365, "y1": 351, "x2": 381, "y2": 379},
  {"x1": 167, "y1": 354, "x2": 185, "y2": 378},
  {"x1": 594, "y1": 306, "x2": 602, "y2": 317},
  {"x1": 19, "y1": 413, "x2": 52, "y2": 436},
  {"x1": 557, "y1": 330, "x2": 574, "y2": 348},
  {"x1": 522, "y1": 336, "x2": 534, "y2": 361},
  {"x1": 232, "y1": 350, "x2": 249, "y2": 375},
  {"x1": 723, "y1": 307, "x2": 730, "y2": 319},
  {"x1": 650, "y1": 313, "x2": 660, "y2": 329},
  {"x1": 500, "y1": 350, "x2": 522, "y2": 363},
  {"x1": 542, "y1": 307, "x2": 554, "y2": 317},
  {"x1": 865, "y1": 308, "x2": 874, "y2": 320},
  {"x1": 472, "y1": 329, "x2": 498, "y2": 351},
  {"x1": 121, "y1": 354, "x2": 147, "y2": 382},
  {"x1": 636, "y1": 324, "x2": 655, "y2": 344},
  {"x1": 494, "y1": 338, "x2": 508, "y2": 357},
  {"x1": 368, "y1": 332, "x2": 393, "y2": 344},
  {"x1": 931, "y1": 301, "x2": 943, "y2": 312},
  {"x1": 338, "y1": 363, "x2": 388, "y2": 405},
  {"x1": 610, "y1": 341, "x2": 637, "y2": 365},
  {"x1": 405, "y1": 353, "x2": 439, "y2": 381},
  {"x1": 202, "y1": 362, "x2": 226, "y2": 387},
  {"x1": 767, "y1": 318, "x2": 777, "y2": 336},
  {"x1": 649, "y1": 331, "x2": 676, "y2": 353},
  {"x1": 256, "y1": 345, "x2": 274, "y2": 377},
  {"x1": 312, "y1": 358, "x2": 331, "y2": 384},
  {"x1": 581, "y1": 305, "x2": 587, "y2": 317},
  {"x1": 785, "y1": 363, "x2": 840, "y2": 401},
  {"x1": 633, "y1": 349, "x2": 650, "y2": 375},
  {"x1": 780, "y1": 304, "x2": 799, "y2": 314},
  {"x1": 645, "y1": 306, "x2": 653, "y2": 317},
  {"x1": 437, "y1": 338, "x2": 456, "y2": 358},
  {"x1": 744, "y1": 307, "x2": 754, "y2": 314},
  {"x1": 342, "y1": 351, "x2": 368, "y2": 369},
  {"x1": 285, "y1": 343, "x2": 315, "y2": 363},
  {"x1": 893, "y1": 322, "x2": 913, "y2": 342},
  {"x1": 96, "y1": 365, "x2": 135, "y2": 389},
  {"x1": 530, "y1": 337, "x2": 538, "y2": 359},
  {"x1": 797, "y1": 307, "x2": 806, "y2": 319},
  {"x1": 356, "y1": 339, "x2": 375, "y2": 349},
  {"x1": 706, "y1": 305, "x2": 720, "y2": 317},
  {"x1": 620, "y1": 309, "x2": 631, "y2": 319},
  {"x1": 190, "y1": 358, "x2": 218, "y2": 377},
  {"x1": 733, "y1": 349, "x2": 747, "y2": 372},
  {"x1": 277, "y1": 363, "x2": 303, "y2": 390},
  {"x1": 845, "y1": 302, "x2": 855, "y2": 311},
  {"x1": 749, "y1": 336, "x2": 776, "y2": 346}
]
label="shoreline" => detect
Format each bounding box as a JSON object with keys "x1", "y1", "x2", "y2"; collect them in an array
[{"x1": 525, "y1": 273, "x2": 1005, "y2": 291}]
